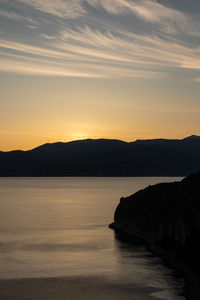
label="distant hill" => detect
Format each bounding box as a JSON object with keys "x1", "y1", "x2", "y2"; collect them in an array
[{"x1": 0, "y1": 135, "x2": 200, "y2": 176}]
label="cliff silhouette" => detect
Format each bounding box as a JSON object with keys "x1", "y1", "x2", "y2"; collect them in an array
[
  {"x1": 109, "y1": 172, "x2": 200, "y2": 299},
  {"x1": 0, "y1": 135, "x2": 200, "y2": 176}
]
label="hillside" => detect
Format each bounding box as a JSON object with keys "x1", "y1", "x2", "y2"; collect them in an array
[{"x1": 0, "y1": 136, "x2": 200, "y2": 176}]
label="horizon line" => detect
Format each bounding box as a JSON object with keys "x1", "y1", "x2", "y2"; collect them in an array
[{"x1": 1, "y1": 134, "x2": 199, "y2": 153}]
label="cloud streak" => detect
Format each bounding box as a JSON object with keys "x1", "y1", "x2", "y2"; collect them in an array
[
  {"x1": 0, "y1": 9, "x2": 25, "y2": 20},
  {"x1": 14, "y1": 0, "x2": 200, "y2": 37},
  {"x1": 87, "y1": 0, "x2": 182, "y2": 22},
  {"x1": 0, "y1": 24, "x2": 200, "y2": 80},
  {"x1": 0, "y1": 57, "x2": 105, "y2": 78},
  {"x1": 15, "y1": 0, "x2": 184, "y2": 23},
  {"x1": 0, "y1": 1, "x2": 199, "y2": 80},
  {"x1": 17, "y1": 0, "x2": 86, "y2": 19},
  {"x1": 88, "y1": 0, "x2": 200, "y2": 37},
  {"x1": 57, "y1": 26, "x2": 200, "y2": 69}
]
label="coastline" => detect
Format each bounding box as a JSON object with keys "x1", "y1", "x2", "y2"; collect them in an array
[
  {"x1": 108, "y1": 172, "x2": 200, "y2": 300},
  {"x1": 109, "y1": 221, "x2": 200, "y2": 300}
]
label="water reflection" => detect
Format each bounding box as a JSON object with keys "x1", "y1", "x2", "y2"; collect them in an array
[
  {"x1": 113, "y1": 231, "x2": 185, "y2": 299},
  {"x1": 0, "y1": 177, "x2": 185, "y2": 299}
]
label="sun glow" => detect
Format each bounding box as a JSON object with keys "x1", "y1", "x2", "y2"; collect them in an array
[
  {"x1": 0, "y1": 0, "x2": 200, "y2": 151},
  {"x1": 70, "y1": 133, "x2": 91, "y2": 141}
]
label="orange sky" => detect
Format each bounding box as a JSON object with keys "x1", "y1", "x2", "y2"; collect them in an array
[{"x1": 0, "y1": 0, "x2": 200, "y2": 151}]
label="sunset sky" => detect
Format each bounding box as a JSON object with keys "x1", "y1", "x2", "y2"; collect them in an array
[{"x1": 0, "y1": 0, "x2": 200, "y2": 151}]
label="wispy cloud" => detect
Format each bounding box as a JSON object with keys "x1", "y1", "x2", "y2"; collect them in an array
[
  {"x1": 87, "y1": 0, "x2": 182, "y2": 22},
  {"x1": 56, "y1": 26, "x2": 200, "y2": 69},
  {"x1": 0, "y1": 1, "x2": 200, "y2": 80},
  {"x1": 0, "y1": 35, "x2": 164, "y2": 78},
  {"x1": 17, "y1": 0, "x2": 86, "y2": 19},
  {"x1": 0, "y1": 40, "x2": 78, "y2": 60},
  {"x1": 17, "y1": 0, "x2": 183, "y2": 25},
  {"x1": 0, "y1": 57, "x2": 104, "y2": 78},
  {"x1": 87, "y1": 0, "x2": 200, "y2": 37},
  {"x1": 25, "y1": 24, "x2": 38, "y2": 30},
  {"x1": 0, "y1": 9, "x2": 24, "y2": 20},
  {"x1": 0, "y1": 8, "x2": 39, "y2": 28},
  {"x1": 0, "y1": 23, "x2": 200, "y2": 80},
  {"x1": 14, "y1": 0, "x2": 200, "y2": 38}
]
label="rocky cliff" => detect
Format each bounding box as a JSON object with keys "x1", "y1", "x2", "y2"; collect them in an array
[
  {"x1": 109, "y1": 172, "x2": 200, "y2": 294},
  {"x1": 110, "y1": 172, "x2": 200, "y2": 253}
]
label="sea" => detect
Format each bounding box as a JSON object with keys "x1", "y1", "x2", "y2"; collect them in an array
[{"x1": 0, "y1": 177, "x2": 185, "y2": 300}]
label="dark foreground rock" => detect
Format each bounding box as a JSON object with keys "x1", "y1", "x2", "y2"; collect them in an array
[{"x1": 109, "y1": 172, "x2": 200, "y2": 299}]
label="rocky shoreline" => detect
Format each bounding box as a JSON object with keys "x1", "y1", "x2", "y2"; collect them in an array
[{"x1": 109, "y1": 172, "x2": 200, "y2": 299}]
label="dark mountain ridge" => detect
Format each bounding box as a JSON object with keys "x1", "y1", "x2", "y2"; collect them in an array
[{"x1": 0, "y1": 135, "x2": 200, "y2": 176}]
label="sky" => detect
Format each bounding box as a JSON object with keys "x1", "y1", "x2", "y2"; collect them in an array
[{"x1": 0, "y1": 0, "x2": 200, "y2": 151}]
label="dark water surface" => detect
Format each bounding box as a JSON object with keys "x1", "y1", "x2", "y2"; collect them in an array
[{"x1": 0, "y1": 177, "x2": 184, "y2": 299}]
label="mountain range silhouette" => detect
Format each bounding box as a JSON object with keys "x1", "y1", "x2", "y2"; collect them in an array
[{"x1": 0, "y1": 135, "x2": 200, "y2": 176}]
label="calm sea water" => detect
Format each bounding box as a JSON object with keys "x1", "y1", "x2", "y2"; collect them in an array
[{"x1": 0, "y1": 177, "x2": 185, "y2": 300}]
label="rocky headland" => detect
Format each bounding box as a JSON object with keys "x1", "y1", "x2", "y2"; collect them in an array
[{"x1": 109, "y1": 172, "x2": 200, "y2": 299}]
